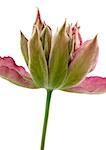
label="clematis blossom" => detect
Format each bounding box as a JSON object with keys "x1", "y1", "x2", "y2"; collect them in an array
[
  {"x1": 0, "y1": 10, "x2": 105, "y2": 94},
  {"x1": 1, "y1": 9, "x2": 106, "y2": 150}
]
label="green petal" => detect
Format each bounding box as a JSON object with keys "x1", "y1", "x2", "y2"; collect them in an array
[
  {"x1": 29, "y1": 27, "x2": 48, "y2": 88},
  {"x1": 48, "y1": 21, "x2": 69, "y2": 89},
  {"x1": 20, "y1": 32, "x2": 29, "y2": 65},
  {"x1": 41, "y1": 26, "x2": 52, "y2": 61},
  {"x1": 62, "y1": 36, "x2": 98, "y2": 88}
]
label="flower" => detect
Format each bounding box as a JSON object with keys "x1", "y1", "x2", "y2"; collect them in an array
[
  {"x1": 0, "y1": 9, "x2": 106, "y2": 94},
  {"x1": 1, "y1": 9, "x2": 106, "y2": 150}
]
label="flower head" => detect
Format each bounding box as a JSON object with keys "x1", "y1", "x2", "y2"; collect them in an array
[{"x1": 0, "y1": 9, "x2": 106, "y2": 94}]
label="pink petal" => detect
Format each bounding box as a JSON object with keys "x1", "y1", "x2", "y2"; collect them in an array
[
  {"x1": 64, "y1": 76, "x2": 106, "y2": 94},
  {"x1": 66, "y1": 23, "x2": 82, "y2": 49},
  {"x1": 33, "y1": 9, "x2": 44, "y2": 32},
  {"x1": 72, "y1": 26, "x2": 82, "y2": 48},
  {"x1": 0, "y1": 57, "x2": 36, "y2": 88}
]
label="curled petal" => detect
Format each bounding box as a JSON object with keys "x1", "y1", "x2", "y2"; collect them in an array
[
  {"x1": 64, "y1": 76, "x2": 106, "y2": 94},
  {"x1": 0, "y1": 57, "x2": 36, "y2": 88},
  {"x1": 72, "y1": 23, "x2": 82, "y2": 49},
  {"x1": 67, "y1": 23, "x2": 83, "y2": 60}
]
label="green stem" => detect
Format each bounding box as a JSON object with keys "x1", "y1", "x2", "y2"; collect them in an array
[{"x1": 40, "y1": 89, "x2": 53, "y2": 150}]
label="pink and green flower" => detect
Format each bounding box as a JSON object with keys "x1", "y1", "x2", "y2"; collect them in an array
[{"x1": 0, "y1": 9, "x2": 105, "y2": 150}]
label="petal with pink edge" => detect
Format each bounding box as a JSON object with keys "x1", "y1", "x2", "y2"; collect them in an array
[
  {"x1": 72, "y1": 40, "x2": 98, "y2": 73},
  {"x1": 0, "y1": 57, "x2": 36, "y2": 89},
  {"x1": 72, "y1": 24, "x2": 82, "y2": 49},
  {"x1": 64, "y1": 76, "x2": 106, "y2": 94},
  {"x1": 62, "y1": 36, "x2": 99, "y2": 88}
]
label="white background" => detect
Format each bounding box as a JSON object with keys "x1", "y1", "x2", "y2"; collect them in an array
[{"x1": 0, "y1": 0, "x2": 106, "y2": 150}]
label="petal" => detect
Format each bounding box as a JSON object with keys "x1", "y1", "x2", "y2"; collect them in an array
[
  {"x1": 48, "y1": 21, "x2": 69, "y2": 89},
  {"x1": 0, "y1": 57, "x2": 36, "y2": 88},
  {"x1": 72, "y1": 40, "x2": 91, "y2": 59},
  {"x1": 66, "y1": 24, "x2": 72, "y2": 38},
  {"x1": 40, "y1": 26, "x2": 52, "y2": 61},
  {"x1": 33, "y1": 9, "x2": 44, "y2": 32},
  {"x1": 64, "y1": 76, "x2": 106, "y2": 94},
  {"x1": 72, "y1": 23, "x2": 82, "y2": 49},
  {"x1": 29, "y1": 27, "x2": 48, "y2": 88},
  {"x1": 73, "y1": 40, "x2": 98, "y2": 73},
  {"x1": 66, "y1": 24, "x2": 74, "y2": 55},
  {"x1": 20, "y1": 31, "x2": 29, "y2": 65},
  {"x1": 62, "y1": 36, "x2": 99, "y2": 88}
]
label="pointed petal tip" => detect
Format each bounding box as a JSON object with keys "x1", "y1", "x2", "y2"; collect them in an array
[
  {"x1": 33, "y1": 9, "x2": 44, "y2": 31},
  {"x1": 20, "y1": 30, "x2": 22, "y2": 35},
  {"x1": 59, "y1": 19, "x2": 67, "y2": 34},
  {"x1": 75, "y1": 21, "x2": 78, "y2": 27},
  {"x1": 34, "y1": 8, "x2": 43, "y2": 27},
  {"x1": 36, "y1": 8, "x2": 41, "y2": 22},
  {"x1": 20, "y1": 31, "x2": 27, "y2": 40},
  {"x1": 63, "y1": 19, "x2": 67, "y2": 28},
  {"x1": 20, "y1": 31, "x2": 24, "y2": 37},
  {"x1": 94, "y1": 34, "x2": 98, "y2": 41},
  {"x1": 74, "y1": 21, "x2": 80, "y2": 29},
  {"x1": 91, "y1": 34, "x2": 98, "y2": 46}
]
